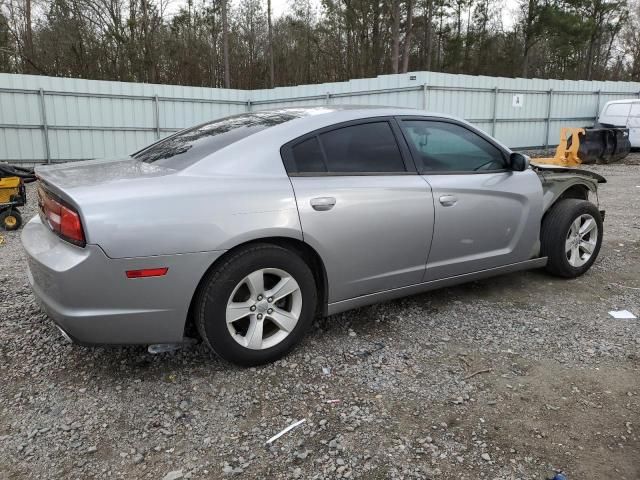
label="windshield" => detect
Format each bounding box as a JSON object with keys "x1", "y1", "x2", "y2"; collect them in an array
[{"x1": 133, "y1": 110, "x2": 305, "y2": 170}]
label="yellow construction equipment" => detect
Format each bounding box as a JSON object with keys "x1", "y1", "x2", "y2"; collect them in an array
[
  {"x1": 0, "y1": 163, "x2": 37, "y2": 231},
  {"x1": 531, "y1": 127, "x2": 584, "y2": 167},
  {"x1": 0, "y1": 176, "x2": 26, "y2": 230},
  {"x1": 531, "y1": 125, "x2": 630, "y2": 167}
]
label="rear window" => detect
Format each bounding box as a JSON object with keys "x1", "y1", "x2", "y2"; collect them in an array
[
  {"x1": 604, "y1": 103, "x2": 631, "y2": 117},
  {"x1": 133, "y1": 111, "x2": 303, "y2": 169}
]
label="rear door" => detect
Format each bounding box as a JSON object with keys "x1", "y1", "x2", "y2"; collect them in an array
[
  {"x1": 398, "y1": 118, "x2": 543, "y2": 281},
  {"x1": 281, "y1": 118, "x2": 435, "y2": 303}
]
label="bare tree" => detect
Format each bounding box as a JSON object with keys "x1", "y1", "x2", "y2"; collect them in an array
[
  {"x1": 222, "y1": 0, "x2": 230, "y2": 88},
  {"x1": 401, "y1": 0, "x2": 414, "y2": 72},
  {"x1": 391, "y1": 0, "x2": 401, "y2": 73},
  {"x1": 267, "y1": 0, "x2": 274, "y2": 87},
  {"x1": 0, "y1": 0, "x2": 635, "y2": 87},
  {"x1": 23, "y1": 0, "x2": 32, "y2": 71}
]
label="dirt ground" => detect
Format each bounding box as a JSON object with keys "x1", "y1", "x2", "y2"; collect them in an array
[{"x1": 0, "y1": 155, "x2": 639, "y2": 480}]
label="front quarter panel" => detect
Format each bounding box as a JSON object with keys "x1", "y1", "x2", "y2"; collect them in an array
[{"x1": 537, "y1": 171, "x2": 600, "y2": 212}]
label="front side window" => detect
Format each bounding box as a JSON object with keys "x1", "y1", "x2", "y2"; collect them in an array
[
  {"x1": 401, "y1": 120, "x2": 505, "y2": 173},
  {"x1": 288, "y1": 121, "x2": 406, "y2": 174}
]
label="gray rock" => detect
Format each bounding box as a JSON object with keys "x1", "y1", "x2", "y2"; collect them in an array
[{"x1": 162, "y1": 469, "x2": 184, "y2": 480}]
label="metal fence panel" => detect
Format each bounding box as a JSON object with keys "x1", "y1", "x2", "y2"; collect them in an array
[{"x1": 1, "y1": 71, "x2": 640, "y2": 164}]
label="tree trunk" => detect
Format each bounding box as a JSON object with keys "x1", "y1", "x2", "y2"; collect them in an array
[
  {"x1": 522, "y1": 0, "x2": 536, "y2": 78},
  {"x1": 371, "y1": 0, "x2": 381, "y2": 75},
  {"x1": 24, "y1": 0, "x2": 33, "y2": 72},
  {"x1": 210, "y1": 2, "x2": 217, "y2": 87},
  {"x1": 267, "y1": 0, "x2": 275, "y2": 88},
  {"x1": 585, "y1": 35, "x2": 596, "y2": 80},
  {"x1": 424, "y1": 0, "x2": 433, "y2": 71},
  {"x1": 602, "y1": 19, "x2": 622, "y2": 80},
  {"x1": 391, "y1": 0, "x2": 401, "y2": 74},
  {"x1": 522, "y1": 50, "x2": 530, "y2": 78},
  {"x1": 436, "y1": 8, "x2": 444, "y2": 70},
  {"x1": 401, "y1": 0, "x2": 413, "y2": 73},
  {"x1": 222, "y1": 0, "x2": 231, "y2": 88}
]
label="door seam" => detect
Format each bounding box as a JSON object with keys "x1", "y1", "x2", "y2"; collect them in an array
[{"x1": 419, "y1": 174, "x2": 437, "y2": 283}]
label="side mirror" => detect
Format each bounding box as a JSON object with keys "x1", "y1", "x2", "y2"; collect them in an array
[{"x1": 509, "y1": 152, "x2": 530, "y2": 172}]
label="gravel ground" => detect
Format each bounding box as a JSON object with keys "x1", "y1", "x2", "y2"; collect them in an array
[{"x1": 1, "y1": 156, "x2": 639, "y2": 480}]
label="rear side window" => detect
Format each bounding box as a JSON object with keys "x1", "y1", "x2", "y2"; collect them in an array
[
  {"x1": 134, "y1": 111, "x2": 302, "y2": 170},
  {"x1": 287, "y1": 121, "x2": 406, "y2": 174},
  {"x1": 291, "y1": 137, "x2": 326, "y2": 173}
]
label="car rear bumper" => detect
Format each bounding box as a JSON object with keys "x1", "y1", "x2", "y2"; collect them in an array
[{"x1": 22, "y1": 216, "x2": 225, "y2": 345}]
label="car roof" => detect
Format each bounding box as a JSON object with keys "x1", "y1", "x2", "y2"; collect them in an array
[
  {"x1": 250, "y1": 105, "x2": 460, "y2": 121},
  {"x1": 603, "y1": 99, "x2": 640, "y2": 105},
  {"x1": 243, "y1": 105, "x2": 466, "y2": 142}
]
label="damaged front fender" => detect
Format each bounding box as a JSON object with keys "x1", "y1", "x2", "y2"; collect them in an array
[{"x1": 533, "y1": 164, "x2": 606, "y2": 213}]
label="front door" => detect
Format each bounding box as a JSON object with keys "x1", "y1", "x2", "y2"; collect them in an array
[
  {"x1": 398, "y1": 118, "x2": 543, "y2": 281},
  {"x1": 281, "y1": 119, "x2": 435, "y2": 303}
]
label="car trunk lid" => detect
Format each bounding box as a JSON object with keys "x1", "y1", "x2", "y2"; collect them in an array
[{"x1": 35, "y1": 157, "x2": 174, "y2": 196}]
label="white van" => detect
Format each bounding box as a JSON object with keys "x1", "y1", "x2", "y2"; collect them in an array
[{"x1": 598, "y1": 99, "x2": 640, "y2": 147}]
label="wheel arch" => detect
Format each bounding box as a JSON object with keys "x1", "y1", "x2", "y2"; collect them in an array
[
  {"x1": 183, "y1": 236, "x2": 329, "y2": 339},
  {"x1": 542, "y1": 180, "x2": 595, "y2": 214}
]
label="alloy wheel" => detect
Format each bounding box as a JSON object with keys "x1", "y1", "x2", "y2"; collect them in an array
[
  {"x1": 565, "y1": 213, "x2": 598, "y2": 268},
  {"x1": 225, "y1": 268, "x2": 302, "y2": 350}
]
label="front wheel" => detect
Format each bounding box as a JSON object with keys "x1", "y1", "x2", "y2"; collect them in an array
[
  {"x1": 195, "y1": 244, "x2": 317, "y2": 366},
  {"x1": 541, "y1": 199, "x2": 603, "y2": 278}
]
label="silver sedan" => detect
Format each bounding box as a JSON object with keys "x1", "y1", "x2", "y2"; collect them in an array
[{"x1": 22, "y1": 106, "x2": 605, "y2": 365}]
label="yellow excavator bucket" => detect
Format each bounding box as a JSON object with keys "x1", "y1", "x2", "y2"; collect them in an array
[{"x1": 531, "y1": 127, "x2": 585, "y2": 167}]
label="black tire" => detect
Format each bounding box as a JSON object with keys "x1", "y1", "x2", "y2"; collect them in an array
[
  {"x1": 195, "y1": 243, "x2": 317, "y2": 367},
  {"x1": 0, "y1": 209, "x2": 22, "y2": 231},
  {"x1": 541, "y1": 199, "x2": 603, "y2": 278}
]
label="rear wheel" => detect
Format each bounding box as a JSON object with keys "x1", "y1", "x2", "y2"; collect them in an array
[
  {"x1": 0, "y1": 209, "x2": 22, "y2": 231},
  {"x1": 195, "y1": 243, "x2": 317, "y2": 366},
  {"x1": 541, "y1": 199, "x2": 603, "y2": 278}
]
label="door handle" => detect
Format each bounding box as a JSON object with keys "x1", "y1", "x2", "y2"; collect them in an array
[
  {"x1": 310, "y1": 197, "x2": 336, "y2": 211},
  {"x1": 439, "y1": 195, "x2": 458, "y2": 207}
]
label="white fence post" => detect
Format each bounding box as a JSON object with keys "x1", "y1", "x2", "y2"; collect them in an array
[
  {"x1": 491, "y1": 87, "x2": 498, "y2": 136},
  {"x1": 544, "y1": 89, "x2": 553, "y2": 149},
  {"x1": 38, "y1": 88, "x2": 51, "y2": 164},
  {"x1": 153, "y1": 95, "x2": 160, "y2": 140}
]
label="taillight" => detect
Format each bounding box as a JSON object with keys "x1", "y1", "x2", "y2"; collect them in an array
[{"x1": 38, "y1": 186, "x2": 86, "y2": 247}]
